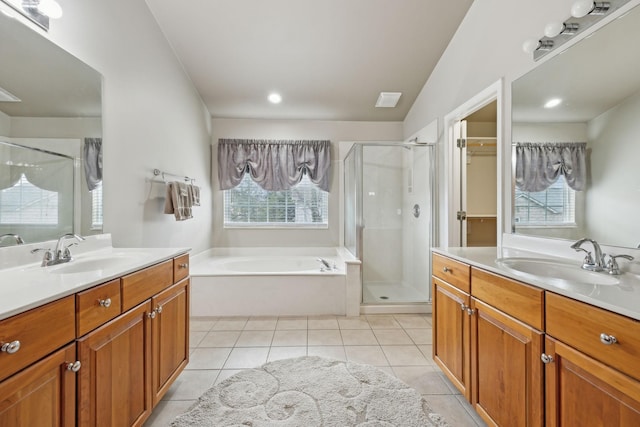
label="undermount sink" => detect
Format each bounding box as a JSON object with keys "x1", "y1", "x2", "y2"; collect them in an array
[
  {"x1": 47, "y1": 252, "x2": 147, "y2": 274},
  {"x1": 495, "y1": 257, "x2": 620, "y2": 286}
]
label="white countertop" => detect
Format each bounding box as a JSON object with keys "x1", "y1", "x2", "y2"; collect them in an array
[
  {"x1": 432, "y1": 246, "x2": 640, "y2": 321},
  {"x1": 0, "y1": 236, "x2": 189, "y2": 321}
]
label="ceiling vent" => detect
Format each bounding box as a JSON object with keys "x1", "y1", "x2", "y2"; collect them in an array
[
  {"x1": 0, "y1": 86, "x2": 21, "y2": 102},
  {"x1": 375, "y1": 92, "x2": 402, "y2": 108}
]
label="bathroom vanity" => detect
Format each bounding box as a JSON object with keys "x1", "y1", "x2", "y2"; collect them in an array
[
  {"x1": 432, "y1": 249, "x2": 640, "y2": 427},
  {"x1": 0, "y1": 237, "x2": 190, "y2": 427}
]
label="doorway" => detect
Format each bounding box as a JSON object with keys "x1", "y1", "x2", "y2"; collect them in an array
[{"x1": 444, "y1": 81, "x2": 502, "y2": 247}]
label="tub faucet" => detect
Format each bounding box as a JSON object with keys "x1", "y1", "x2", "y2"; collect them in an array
[
  {"x1": 317, "y1": 257, "x2": 337, "y2": 271},
  {"x1": 571, "y1": 238, "x2": 605, "y2": 272},
  {"x1": 0, "y1": 234, "x2": 25, "y2": 246}
]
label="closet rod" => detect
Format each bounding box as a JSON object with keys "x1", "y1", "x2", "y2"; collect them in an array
[{"x1": 153, "y1": 168, "x2": 195, "y2": 183}]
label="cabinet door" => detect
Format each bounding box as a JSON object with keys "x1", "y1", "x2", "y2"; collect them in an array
[
  {"x1": 152, "y1": 278, "x2": 190, "y2": 406},
  {"x1": 0, "y1": 343, "x2": 76, "y2": 427},
  {"x1": 77, "y1": 301, "x2": 152, "y2": 427},
  {"x1": 432, "y1": 277, "x2": 471, "y2": 400},
  {"x1": 545, "y1": 337, "x2": 640, "y2": 427},
  {"x1": 471, "y1": 298, "x2": 543, "y2": 427}
]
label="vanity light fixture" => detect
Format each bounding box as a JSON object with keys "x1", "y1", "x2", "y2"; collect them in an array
[
  {"x1": 268, "y1": 92, "x2": 282, "y2": 104},
  {"x1": 522, "y1": 0, "x2": 631, "y2": 61}
]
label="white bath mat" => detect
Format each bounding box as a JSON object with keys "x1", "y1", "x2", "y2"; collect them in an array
[{"x1": 171, "y1": 355, "x2": 449, "y2": 426}]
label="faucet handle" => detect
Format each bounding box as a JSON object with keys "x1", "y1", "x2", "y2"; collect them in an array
[
  {"x1": 605, "y1": 254, "x2": 635, "y2": 275},
  {"x1": 573, "y1": 247, "x2": 595, "y2": 267},
  {"x1": 63, "y1": 243, "x2": 79, "y2": 259},
  {"x1": 31, "y1": 248, "x2": 54, "y2": 267}
]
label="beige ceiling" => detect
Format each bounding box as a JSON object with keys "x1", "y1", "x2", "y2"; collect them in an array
[{"x1": 145, "y1": 0, "x2": 474, "y2": 121}]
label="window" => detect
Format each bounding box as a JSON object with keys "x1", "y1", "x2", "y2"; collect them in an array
[
  {"x1": 0, "y1": 174, "x2": 58, "y2": 224},
  {"x1": 91, "y1": 181, "x2": 103, "y2": 229},
  {"x1": 224, "y1": 174, "x2": 328, "y2": 227},
  {"x1": 514, "y1": 176, "x2": 575, "y2": 226}
]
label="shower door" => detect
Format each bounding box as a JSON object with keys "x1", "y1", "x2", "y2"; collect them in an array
[{"x1": 345, "y1": 143, "x2": 435, "y2": 305}]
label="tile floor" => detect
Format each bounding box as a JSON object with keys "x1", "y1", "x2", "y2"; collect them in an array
[{"x1": 144, "y1": 314, "x2": 487, "y2": 426}]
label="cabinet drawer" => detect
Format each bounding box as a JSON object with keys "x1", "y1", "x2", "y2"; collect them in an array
[
  {"x1": 471, "y1": 267, "x2": 544, "y2": 330},
  {"x1": 173, "y1": 253, "x2": 190, "y2": 283},
  {"x1": 546, "y1": 292, "x2": 640, "y2": 381},
  {"x1": 432, "y1": 253, "x2": 471, "y2": 293},
  {"x1": 0, "y1": 296, "x2": 75, "y2": 382},
  {"x1": 76, "y1": 279, "x2": 122, "y2": 337},
  {"x1": 121, "y1": 260, "x2": 173, "y2": 311}
]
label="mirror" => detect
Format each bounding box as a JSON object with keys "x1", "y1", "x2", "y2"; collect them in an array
[
  {"x1": 0, "y1": 10, "x2": 102, "y2": 246},
  {"x1": 511, "y1": 4, "x2": 640, "y2": 249}
]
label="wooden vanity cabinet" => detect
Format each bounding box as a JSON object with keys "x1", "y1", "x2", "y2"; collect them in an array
[
  {"x1": 77, "y1": 256, "x2": 190, "y2": 427},
  {"x1": 544, "y1": 336, "x2": 640, "y2": 426},
  {"x1": 433, "y1": 251, "x2": 640, "y2": 427},
  {"x1": 77, "y1": 301, "x2": 153, "y2": 427},
  {"x1": 152, "y1": 277, "x2": 190, "y2": 406},
  {"x1": 0, "y1": 342, "x2": 77, "y2": 427},
  {"x1": 544, "y1": 292, "x2": 640, "y2": 426},
  {"x1": 432, "y1": 254, "x2": 472, "y2": 400},
  {"x1": 470, "y1": 268, "x2": 544, "y2": 427},
  {"x1": 0, "y1": 296, "x2": 78, "y2": 427}
]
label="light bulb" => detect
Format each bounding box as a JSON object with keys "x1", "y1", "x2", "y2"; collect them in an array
[
  {"x1": 571, "y1": 0, "x2": 594, "y2": 18},
  {"x1": 544, "y1": 21, "x2": 565, "y2": 38},
  {"x1": 522, "y1": 39, "x2": 540, "y2": 54},
  {"x1": 37, "y1": 0, "x2": 63, "y2": 19}
]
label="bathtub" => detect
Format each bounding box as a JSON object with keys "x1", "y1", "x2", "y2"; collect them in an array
[{"x1": 190, "y1": 247, "x2": 361, "y2": 317}]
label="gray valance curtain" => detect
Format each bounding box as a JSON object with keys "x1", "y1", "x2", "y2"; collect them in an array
[
  {"x1": 515, "y1": 142, "x2": 587, "y2": 192},
  {"x1": 218, "y1": 139, "x2": 331, "y2": 192},
  {"x1": 83, "y1": 138, "x2": 103, "y2": 191}
]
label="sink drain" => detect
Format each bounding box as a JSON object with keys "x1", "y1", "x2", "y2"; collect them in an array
[{"x1": 379, "y1": 296, "x2": 389, "y2": 300}]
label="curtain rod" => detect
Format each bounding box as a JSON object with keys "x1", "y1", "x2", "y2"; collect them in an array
[{"x1": 153, "y1": 168, "x2": 195, "y2": 183}]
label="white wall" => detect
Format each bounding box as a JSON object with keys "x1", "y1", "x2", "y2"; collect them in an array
[
  {"x1": 587, "y1": 89, "x2": 640, "y2": 247},
  {"x1": 402, "y1": 0, "x2": 617, "y2": 246},
  {"x1": 25, "y1": 0, "x2": 215, "y2": 252},
  {"x1": 404, "y1": 0, "x2": 592, "y2": 247},
  {"x1": 211, "y1": 118, "x2": 402, "y2": 247}
]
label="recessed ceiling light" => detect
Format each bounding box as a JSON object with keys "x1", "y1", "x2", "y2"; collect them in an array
[
  {"x1": 268, "y1": 93, "x2": 282, "y2": 104},
  {"x1": 375, "y1": 92, "x2": 402, "y2": 108},
  {"x1": 544, "y1": 98, "x2": 562, "y2": 108}
]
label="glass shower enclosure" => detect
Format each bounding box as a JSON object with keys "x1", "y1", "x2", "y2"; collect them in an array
[{"x1": 344, "y1": 142, "x2": 435, "y2": 305}]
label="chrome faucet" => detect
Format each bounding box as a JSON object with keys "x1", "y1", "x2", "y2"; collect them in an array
[
  {"x1": 0, "y1": 233, "x2": 25, "y2": 246},
  {"x1": 32, "y1": 233, "x2": 85, "y2": 267},
  {"x1": 571, "y1": 238, "x2": 605, "y2": 272}
]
